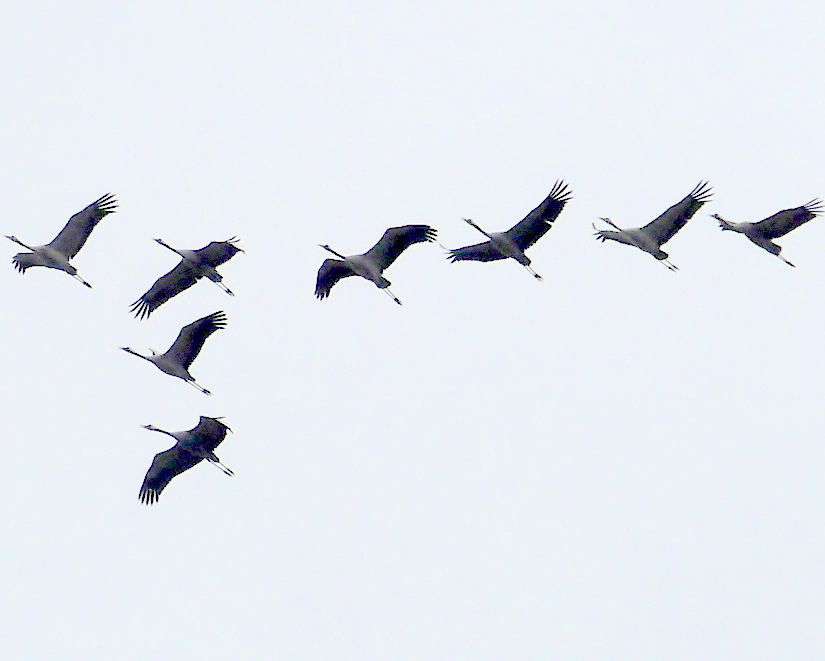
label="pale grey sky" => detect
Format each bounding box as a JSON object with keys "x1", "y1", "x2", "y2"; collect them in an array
[{"x1": 2, "y1": 1, "x2": 825, "y2": 659}]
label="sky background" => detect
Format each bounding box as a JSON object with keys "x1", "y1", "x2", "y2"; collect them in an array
[{"x1": 2, "y1": 1, "x2": 825, "y2": 659}]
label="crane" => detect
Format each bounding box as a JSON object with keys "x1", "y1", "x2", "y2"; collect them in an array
[
  {"x1": 315, "y1": 225, "x2": 437, "y2": 304},
  {"x1": 711, "y1": 199, "x2": 823, "y2": 267},
  {"x1": 594, "y1": 182, "x2": 712, "y2": 270},
  {"x1": 6, "y1": 193, "x2": 117, "y2": 287},
  {"x1": 131, "y1": 237, "x2": 243, "y2": 319},
  {"x1": 139, "y1": 416, "x2": 233, "y2": 504},
  {"x1": 121, "y1": 311, "x2": 226, "y2": 395},
  {"x1": 447, "y1": 180, "x2": 572, "y2": 280}
]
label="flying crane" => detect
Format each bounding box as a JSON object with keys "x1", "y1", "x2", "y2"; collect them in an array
[
  {"x1": 131, "y1": 237, "x2": 243, "y2": 319},
  {"x1": 139, "y1": 416, "x2": 233, "y2": 505},
  {"x1": 315, "y1": 225, "x2": 437, "y2": 304},
  {"x1": 6, "y1": 193, "x2": 117, "y2": 287},
  {"x1": 711, "y1": 199, "x2": 823, "y2": 267},
  {"x1": 594, "y1": 182, "x2": 712, "y2": 270},
  {"x1": 447, "y1": 180, "x2": 572, "y2": 280},
  {"x1": 121, "y1": 311, "x2": 226, "y2": 395}
]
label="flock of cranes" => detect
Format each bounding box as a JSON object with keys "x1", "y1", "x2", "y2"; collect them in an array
[
  {"x1": 7, "y1": 181, "x2": 823, "y2": 503},
  {"x1": 7, "y1": 194, "x2": 244, "y2": 503}
]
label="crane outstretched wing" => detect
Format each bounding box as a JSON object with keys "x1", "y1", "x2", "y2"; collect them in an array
[
  {"x1": 364, "y1": 225, "x2": 437, "y2": 271},
  {"x1": 447, "y1": 241, "x2": 506, "y2": 263},
  {"x1": 139, "y1": 446, "x2": 202, "y2": 504},
  {"x1": 315, "y1": 258, "x2": 356, "y2": 299},
  {"x1": 189, "y1": 416, "x2": 231, "y2": 453},
  {"x1": 11, "y1": 252, "x2": 47, "y2": 273},
  {"x1": 131, "y1": 262, "x2": 201, "y2": 319},
  {"x1": 166, "y1": 311, "x2": 227, "y2": 369},
  {"x1": 505, "y1": 180, "x2": 573, "y2": 251},
  {"x1": 48, "y1": 193, "x2": 117, "y2": 258},
  {"x1": 753, "y1": 200, "x2": 823, "y2": 239},
  {"x1": 642, "y1": 181, "x2": 712, "y2": 245},
  {"x1": 195, "y1": 238, "x2": 243, "y2": 266}
]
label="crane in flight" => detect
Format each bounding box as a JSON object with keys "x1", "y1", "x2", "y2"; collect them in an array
[
  {"x1": 594, "y1": 182, "x2": 712, "y2": 270},
  {"x1": 447, "y1": 180, "x2": 572, "y2": 280},
  {"x1": 131, "y1": 237, "x2": 243, "y2": 319},
  {"x1": 711, "y1": 199, "x2": 823, "y2": 267},
  {"x1": 139, "y1": 416, "x2": 233, "y2": 505},
  {"x1": 121, "y1": 311, "x2": 226, "y2": 395},
  {"x1": 315, "y1": 225, "x2": 437, "y2": 304},
  {"x1": 6, "y1": 193, "x2": 117, "y2": 287}
]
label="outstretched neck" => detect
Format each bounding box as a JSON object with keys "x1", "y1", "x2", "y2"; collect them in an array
[
  {"x1": 319, "y1": 244, "x2": 346, "y2": 260},
  {"x1": 154, "y1": 238, "x2": 181, "y2": 254},
  {"x1": 121, "y1": 347, "x2": 154, "y2": 362},
  {"x1": 463, "y1": 218, "x2": 491, "y2": 238},
  {"x1": 5, "y1": 235, "x2": 34, "y2": 251},
  {"x1": 142, "y1": 425, "x2": 176, "y2": 439}
]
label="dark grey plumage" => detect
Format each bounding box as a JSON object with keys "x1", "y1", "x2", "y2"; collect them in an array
[
  {"x1": 131, "y1": 237, "x2": 243, "y2": 319},
  {"x1": 712, "y1": 199, "x2": 823, "y2": 266},
  {"x1": 594, "y1": 181, "x2": 712, "y2": 270},
  {"x1": 139, "y1": 416, "x2": 233, "y2": 505},
  {"x1": 121, "y1": 311, "x2": 227, "y2": 395},
  {"x1": 448, "y1": 180, "x2": 572, "y2": 267},
  {"x1": 315, "y1": 225, "x2": 437, "y2": 304},
  {"x1": 8, "y1": 193, "x2": 117, "y2": 286}
]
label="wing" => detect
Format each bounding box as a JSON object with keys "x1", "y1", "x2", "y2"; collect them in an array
[
  {"x1": 190, "y1": 416, "x2": 231, "y2": 453},
  {"x1": 641, "y1": 181, "x2": 712, "y2": 246},
  {"x1": 166, "y1": 311, "x2": 227, "y2": 368},
  {"x1": 48, "y1": 193, "x2": 117, "y2": 258},
  {"x1": 315, "y1": 258, "x2": 356, "y2": 299},
  {"x1": 447, "y1": 241, "x2": 507, "y2": 263},
  {"x1": 194, "y1": 238, "x2": 243, "y2": 267},
  {"x1": 753, "y1": 199, "x2": 824, "y2": 239},
  {"x1": 130, "y1": 262, "x2": 200, "y2": 319},
  {"x1": 11, "y1": 252, "x2": 47, "y2": 273},
  {"x1": 139, "y1": 446, "x2": 202, "y2": 505},
  {"x1": 505, "y1": 180, "x2": 573, "y2": 251},
  {"x1": 363, "y1": 225, "x2": 437, "y2": 271}
]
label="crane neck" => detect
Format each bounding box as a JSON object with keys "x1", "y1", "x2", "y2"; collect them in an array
[
  {"x1": 154, "y1": 238, "x2": 182, "y2": 255},
  {"x1": 5, "y1": 236, "x2": 35, "y2": 251},
  {"x1": 319, "y1": 244, "x2": 346, "y2": 260}
]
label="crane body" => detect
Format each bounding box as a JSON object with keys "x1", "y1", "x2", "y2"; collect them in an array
[
  {"x1": 131, "y1": 237, "x2": 243, "y2": 319},
  {"x1": 121, "y1": 311, "x2": 226, "y2": 395},
  {"x1": 594, "y1": 182, "x2": 712, "y2": 270},
  {"x1": 315, "y1": 225, "x2": 437, "y2": 304},
  {"x1": 712, "y1": 199, "x2": 823, "y2": 267},
  {"x1": 139, "y1": 416, "x2": 233, "y2": 504},
  {"x1": 6, "y1": 193, "x2": 117, "y2": 287},
  {"x1": 447, "y1": 180, "x2": 572, "y2": 280}
]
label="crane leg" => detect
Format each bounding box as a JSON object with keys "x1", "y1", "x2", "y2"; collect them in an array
[
  {"x1": 186, "y1": 379, "x2": 212, "y2": 396},
  {"x1": 522, "y1": 264, "x2": 543, "y2": 280},
  {"x1": 660, "y1": 258, "x2": 679, "y2": 272},
  {"x1": 213, "y1": 280, "x2": 235, "y2": 296},
  {"x1": 207, "y1": 458, "x2": 234, "y2": 476},
  {"x1": 382, "y1": 287, "x2": 402, "y2": 305},
  {"x1": 72, "y1": 273, "x2": 93, "y2": 288}
]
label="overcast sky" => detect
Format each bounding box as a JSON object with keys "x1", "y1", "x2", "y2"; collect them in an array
[{"x1": 2, "y1": 1, "x2": 825, "y2": 659}]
